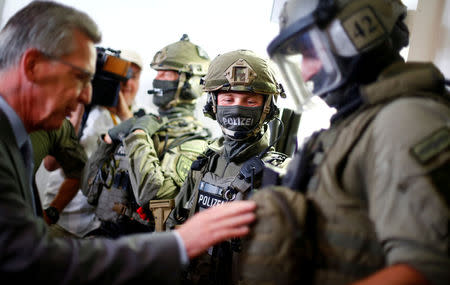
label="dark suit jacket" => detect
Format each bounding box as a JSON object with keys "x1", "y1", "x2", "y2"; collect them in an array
[{"x1": 0, "y1": 108, "x2": 183, "y2": 284}]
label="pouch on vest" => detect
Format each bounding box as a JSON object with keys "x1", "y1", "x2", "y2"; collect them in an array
[
  {"x1": 82, "y1": 136, "x2": 117, "y2": 202},
  {"x1": 239, "y1": 186, "x2": 314, "y2": 285},
  {"x1": 239, "y1": 156, "x2": 265, "y2": 184},
  {"x1": 86, "y1": 169, "x2": 105, "y2": 205}
]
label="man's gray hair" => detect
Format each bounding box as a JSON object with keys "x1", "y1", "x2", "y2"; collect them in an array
[{"x1": 0, "y1": 1, "x2": 102, "y2": 70}]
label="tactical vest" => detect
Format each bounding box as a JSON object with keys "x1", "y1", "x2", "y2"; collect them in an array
[
  {"x1": 155, "y1": 116, "x2": 210, "y2": 198},
  {"x1": 186, "y1": 139, "x2": 289, "y2": 285},
  {"x1": 284, "y1": 62, "x2": 450, "y2": 284},
  {"x1": 190, "y1": 148, "x2": 288, "y2": 214},
  {"x1": 94, "y1": 141, "x2": 143, "y2": 223}
]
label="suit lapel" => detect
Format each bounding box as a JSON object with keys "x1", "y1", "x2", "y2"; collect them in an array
[{"x1": 0, "y1": 109, "x2": 35, "y2": 210}]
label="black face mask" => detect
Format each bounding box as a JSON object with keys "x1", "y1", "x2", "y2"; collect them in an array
[
  {"x1": 216, "y1": 105, "x2": 263, "y2": 140},
  {"x1": 151, "y1": 79, "x2": 179, "y2": 108}
]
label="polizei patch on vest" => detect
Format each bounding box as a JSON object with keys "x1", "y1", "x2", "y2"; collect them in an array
[
  {"x1": 198, "y1": 191, "x2": 226, "y2": 209},
  {"x1": 410, "y1": 127, "x2": 450, "y2": 164},
  {"x1": 222, "y1": 117, "x2": 253, "y2": 126}
]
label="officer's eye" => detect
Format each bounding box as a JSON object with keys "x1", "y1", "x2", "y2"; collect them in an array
[{"x1": 221, "y1": 97, "x2": 233, "y2": 103}]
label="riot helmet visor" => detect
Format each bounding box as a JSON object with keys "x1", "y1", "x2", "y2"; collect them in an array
[{"x1": 270, "y1": 25, "x2": 343, "y2": 112}]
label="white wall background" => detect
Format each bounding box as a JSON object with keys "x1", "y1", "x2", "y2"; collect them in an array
[{"x1": 407, "y1": 0, "x2": 450, "y2": 77}]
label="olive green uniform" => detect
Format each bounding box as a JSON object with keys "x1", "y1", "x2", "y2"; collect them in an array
[
  {"x1": 282, "y1": 62, "x2": 450, "y2": 284},
  {"x1": 30, "y1": 118, "x2": 86, "y2": 179}
]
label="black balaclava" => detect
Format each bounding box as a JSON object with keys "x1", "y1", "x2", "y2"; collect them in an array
[
  {"x1": 216, "y1": 105, "x2": 263, "y2": 137},
  {"x1": 216, "y1": 105, "x2": 264, "y2": 160},
  {"x1": 152, "y1": 79, "x2": 179, "y2": 108}
]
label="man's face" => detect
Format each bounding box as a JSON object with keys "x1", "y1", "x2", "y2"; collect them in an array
[
  {"x1": 301, "y1": 55, "x2": 322, "y2": 82},
  {"x1": 120, "y1": 63, "x2": 141, "y2": 107},
  {"x1": 217, "y1": 92, "x2": 264, "y2": 107},
  {"x1": 215, "y1": 92, "x2": 265, "y2": 140},
  {"x1": 36, "y1": 30, "x2": 95, "y2": 130}
]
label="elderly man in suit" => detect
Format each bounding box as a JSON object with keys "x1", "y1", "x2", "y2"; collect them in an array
[{"x1": 0, "y1": 1, "x2": 256, "y2": 284}]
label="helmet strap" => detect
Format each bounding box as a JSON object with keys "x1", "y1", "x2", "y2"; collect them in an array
[
  {"x1": 212, "y1": 93, "x2": 218, "y2": 114},
  {"x1": 166, "y1": 72, "x2": 187, "y2": 109},
  {"x1": 251, "y1": 95, "x2": 272, "y2": 136}
]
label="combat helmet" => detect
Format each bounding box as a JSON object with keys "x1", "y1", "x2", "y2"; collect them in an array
[
  {"x1": 149, "y1": 34, "x2": 210, "y2": 109},
  {"x1": 267, "y1": 0, "x2": 408, "y2": 110},
  {"x1": 202, "y1": 49, "x2": 286, "y2": 140}
]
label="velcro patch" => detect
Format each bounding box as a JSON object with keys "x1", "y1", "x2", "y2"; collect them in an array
[
  {"x1": 342, "y1": 6, "x2": 386, "y2": 51},
  {"x1": 179, "y1": 140, "x2": 206, "y2": 153},
  {"x1": 410, "y1": 127, "x2": 450, "y2": 164},
  {"x1": 176, "y1": 154, "x2": 193, "y2": 180}
]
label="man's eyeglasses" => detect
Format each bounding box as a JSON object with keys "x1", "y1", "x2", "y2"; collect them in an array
[{"x1": 41, "y1": 51, "x2": 94, "y2": 87}]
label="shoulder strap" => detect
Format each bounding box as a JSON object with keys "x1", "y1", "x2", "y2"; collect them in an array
[
  {"x1": 361, "y1": 62, "x2": 449, "y2": 105},
  {"x1": 157, "y1": 117, "x2": 211, "y2": 160},
  {"x1": 158, "y1": 131, "x2": 210, "y2": 160}
]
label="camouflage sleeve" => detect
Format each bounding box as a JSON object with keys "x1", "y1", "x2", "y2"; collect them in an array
[
  {"x1": 50, "y1": 119, "x2": 87, "y2": 179},
  {"x1": 124, "y1": 132, "x2": 178, "y2": 205}
]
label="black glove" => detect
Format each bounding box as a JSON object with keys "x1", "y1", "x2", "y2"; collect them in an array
[
  {"x1": 130, "y1": 114, "x2": 163, "y2": 137},
  {"x1": 133, "y1": 108, "x2": 146, "y2": 118},
  {"x1": 107, "y1": 117, "x2": 137, "y2": 144}
]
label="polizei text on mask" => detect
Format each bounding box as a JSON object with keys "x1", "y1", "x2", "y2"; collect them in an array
[{"x1": 222, "y1": 117, "x2": 253, "y2": 126}]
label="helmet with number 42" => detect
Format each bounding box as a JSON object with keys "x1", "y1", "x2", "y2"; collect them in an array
[{"x1": 267, "y1": 0, "x2": 408, "y2": 110}]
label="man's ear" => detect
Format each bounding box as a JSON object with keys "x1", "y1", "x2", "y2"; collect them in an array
[{"x1": 22, "y1": 48, "x2": 45, "y2": 82}]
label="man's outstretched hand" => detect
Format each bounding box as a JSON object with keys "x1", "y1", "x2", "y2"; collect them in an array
[{"x1": 176, "y1": 201, "x2": 257, "y2": 259}]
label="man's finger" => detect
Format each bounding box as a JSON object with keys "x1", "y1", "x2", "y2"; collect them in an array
[
  {"x1": 203, "y1": 201, "x2": 257, "y2": 221},
  {"x1": 208, "y1": 212, "x2": 256, "y2": 231}
]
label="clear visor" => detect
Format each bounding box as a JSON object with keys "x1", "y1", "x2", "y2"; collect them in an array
[{"x1": 270, "y1": 26, "x2": 343, "y2": 112}]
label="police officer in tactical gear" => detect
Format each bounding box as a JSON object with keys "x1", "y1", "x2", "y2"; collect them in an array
[
  {"x1": 245, "y1": 0, "x2": 449, "y2": 284},
  {"x1": 166, "y1": 49, "x2": 290, "y2": 285},
  {"x1": 150, "y1": 34, "x2": 210, "y2": 112},
  {"x1": 83, "y1": 35, "x2": 212, "y2": 237}
]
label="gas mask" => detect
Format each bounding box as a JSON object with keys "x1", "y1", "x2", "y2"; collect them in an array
[{"x1": 216, "y1": 105, "x2": 263, "y2": 140}]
